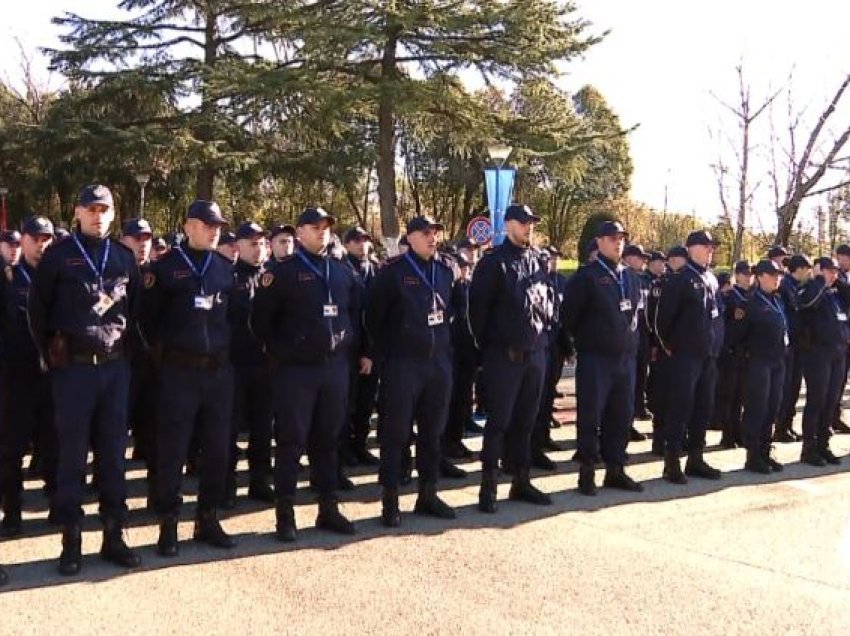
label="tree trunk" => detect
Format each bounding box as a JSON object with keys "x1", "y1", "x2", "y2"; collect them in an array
[
  {"x1": 195, "y1": 9, "x2": 218, "y2": 200},
  {"x1": 376, "y1": 29, "x2": 401, "y2": 238}
]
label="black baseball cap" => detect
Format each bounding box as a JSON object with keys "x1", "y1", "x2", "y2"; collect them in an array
[
  {"x1": 187, "y1": 200, "x2": 228, "y2": 225},
  {"x1": 122, "y1": 218, "x2": 152, "y2": 238},
  {"x1": 767, "y1": 245, "x2": 790, "y2": 259},
  {"x1": 218, "y1": 231, "x2": 237, "y2": 246},
  {"x1": 787, "y1": 254, "x2": 812, "y2": 272},
  {"x1": 648, "y1": 250, "x2": 666, "y2": 263},
  {"x1": 667, "y1": 245, "x2": 688, "y2": 259},
  {"x1": 343, "y1": 226, "x2": 372, "y2": 243},
  {"x1": 623, "y1": 243, "x2": 649, "y2": 259},
  {"x1": 733, "y1": 260, "x2": 752, "y2": 275},
  {"x1": 504, "y1": 204, "x2": 541, "y2": 224},
  {"x1": 597, "y1": 221, "x2": 629, "y2": 238},
  {"x1": 269, "y1": 223, "x2": 296, "y2": 238},
  {"x1": 685, "y1": 230, "x2": 719, "y2": 247},
  {"x1": 297, "y1": 206, "x2": 335, "y2": 227},
  {"x1": 456, "y1": 237, "x2": 476, "y2": 250},
  {"x1": 406, "y1": 216, "x2": 444, "y2": 234},
  {"x1": 153, "y1": 237, "x2": 167, "y2": 250},
  {"x1": 235, "y1": 221, "x2": 265, "y2": 240},
  {"x1": 21, "y1": 215, "x2": 54, "y2": 237},
  {"x1": 78, "y1": 184, "x2": 114, "y2": 208},
  {"x1": 835, "y1": 244, "x2": 850, "y2": 257},
  {"x1": 0, "y1": 230, "x2": 21, "y2": 244},
  {"x1": 814, "y1": 256, "x2": 839, "y2": 270},
  {"x1": 717, "y1": 272, "x2": 731, "y2": 287},
  {"x1": 753, "y1": 259, "x2": 782, "y2": 276}
]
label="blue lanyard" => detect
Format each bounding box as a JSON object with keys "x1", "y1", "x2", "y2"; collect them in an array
[
  {"x1": 687, "y1": 264, "x2": 715, "y2": 309},
  {"x1": 297, "y1": 250, "x2": 333, "y2": 304},
  {"x1": 756, "y1": 290, "x2": 787, "y2": 332},
  {"x1": 404, "y1": 253, "x2": 436, "y2": 292},
  {"x1": 72, "y1": 233, "x2": 111, "y2": 288},
  {"x1": 176, "y1": 246, "x2": 212, "y2": 294},
  {"x1": 731, "y1": 286, "x2": 745, "y2": 301},
  {"x1": 597, "y1": 258, "x2": 628, "y2": 300}
]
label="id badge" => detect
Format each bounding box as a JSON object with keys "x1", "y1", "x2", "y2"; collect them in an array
[
  {"x1": 711, "y1": 308, "x2": 720, "y2": 319},
  {"x1": 92, "y1": 292, "x2": 114, "y2": 317},
  {"x1": 838, "y1": 311, "x2": 848, "y2": 322},
  {"x1": 427, "y1": 310, "x2": 444, "y2": 326},
  {"x1": 323, "y1": 304, "x2": 339, "y2": 318},
  {"x1": 194, "y1": 295, "x2": 214, "y2": 311},
  {"x1": 619, "y1": 299, "x2": 632, "y2": 312},
  {"x1": 783, "y1": 333, "x2": 790, "y2": 347}
]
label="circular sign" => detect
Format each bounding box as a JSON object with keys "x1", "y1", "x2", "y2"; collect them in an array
[{"x1": 466, "y1": 216, "x2": 493, "y2": 246}]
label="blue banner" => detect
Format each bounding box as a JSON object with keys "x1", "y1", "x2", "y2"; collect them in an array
[{"x1": 484, "y1": 167, "x2": 516, "y2": 246}]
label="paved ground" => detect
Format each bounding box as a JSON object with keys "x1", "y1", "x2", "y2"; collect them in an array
[{"x1": 1, "y1": 375, "x2": 850, "y2": 635}]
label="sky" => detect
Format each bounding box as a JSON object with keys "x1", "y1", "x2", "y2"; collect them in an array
[{"x1": 3, "y1": 1, "x2": 850, "y2": 231}]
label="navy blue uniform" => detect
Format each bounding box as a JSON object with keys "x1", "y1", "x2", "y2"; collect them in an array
[
  {"x1": 562, "y1": 256, "x2": 641, "y2": 466},
  {"x1": 776, "y1": 275, "x2": 804, "y2": 434},
  {"x1": 142, "y1": 245, "x2": 235, "y2": 515},
  {"x1": 632, "y1": 269, "x2": 652, "y2": 418},
  {"x1": 365, "y1": 252, "x2": 454, "y2": 489},
  {"x1": 251, "y1": 247, "x2": 360, "y2": 499},
  {"x1": 468, "y1": 241, "x2": 555, "y2": 472},
  {"x1": 733, "y1": 289, "x2": 789, "y2": 453},
  {"x1": 645, "y1": 271, "x2": 669, "y2": 447},
  {"x1": 128, "y1": 262, "x2": 158, "y2": 473},
  {"x1": 0, "y1": 260, "x2": 57, "y2": 520},
  {"x1": 229, "y1": 258, "x2": 273, "y2": 489},
  {"x1": 655, "y1": 259, "x2": 724, "y2": 455},
  {"x1": 797, "y1": 276, "x2": 850, "y2": 453},
  {"x1": 445, "y1": 275, "x2": 478, "y2": 445},
  {"x1": 28, "y1": 232, "x2": 140, "y2": 525},
  {"x1": 714, "y1": 285, "x2": 749, "y2": 446}
]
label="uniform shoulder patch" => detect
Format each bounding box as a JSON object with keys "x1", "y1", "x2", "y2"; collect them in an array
[
  {"x1": 734, "y1": 307, "x2": 745, "y2": 320},
  {"x1": 261, "y1": 272, "x2": 275, "y2": 287},
  {"x1": 143, "y1": 271, "x2": 156, "y2": 289},
  {"x1": 4, "y1": 265, "x2": 12, "y2": 283}
]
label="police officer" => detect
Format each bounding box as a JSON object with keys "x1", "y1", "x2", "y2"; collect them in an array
[
  {"x1": 144, "y1": 200, "x2": 237, "y2": 556},
  {"x1": 342, "y1": 225, "x2": 380, "y2": 466},
  {"x1": 831, "y1": 244, "x2": 850, "y2": 434},
  {"x1": 644, "y1": 250, "x2": 668, "y2": 456},
  {"x1": 563, "y1": 221, "x2": 644, "y2": 495},
  {"x1": 469, "y1": 204, "x2": 555, "y2": 513},
  {"x1": 228, "y1": 221, "x2": 275, "y2": 503},
  {"x1": 666, "y1": 245, "x2": 688, "y2": 272},
  {"x1": 734, "y1": 260, "x2": 788, "y2": 473},
  {"x1": 775, "y1": 254, "x2": 812, "y2": 442},
  {"x1": 0, "y1": 231, "x2": 21, "y2": 267},
  {"x1": 366, "y1": 216, "x2": 456, "y2": 526},
  {"x1": 623, "y1": 243, "x2": 652, "y2": 434},
  {"x1": 797, "y1": 257, "x2": 849, "y2": 466},
  {"x1": 714, "y1": 260, "x2": 752, "y2": 448},
  {"x1": 654, "y1": 230, "x2": 723, "y2": 484},
  {"x1": 268, "y1": 223, "x2": 296, "y2": 262},
  {"x1": 217, "y1": 230, "x2": 238, "y2": 263},
  {"x1": 28, "y1": 185, "x2": 141, "y2": 575},
  {"x1": 0, "y1": 216, "x2": 57, "y2": 536},
  {"x1": 252, "y1": 206, "x2": 359, "y2": 541}
]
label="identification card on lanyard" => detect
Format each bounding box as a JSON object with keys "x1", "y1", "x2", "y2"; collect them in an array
[
  {"x1": 297, "y1": 251, "x2": 337, "y2": 318},
  {"x1": 404, "y1": 253, "x2": 444, "y2": 325},
  {"x1": 72, "y1": 234, "x2": 113, "y2": 316},
  {"x1": 598, "y1": 259, "x2": 631, "y2": 312},
  {"x1": 176, "y1": 247, "x2": 214, "y2": 311},
  {"x1": 758, "y1": 290, "x2": 789, "y2": 346}
]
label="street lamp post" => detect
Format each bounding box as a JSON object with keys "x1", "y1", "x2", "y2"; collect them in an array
[
  {"x1": 485, "y1": 143, "x2": 514, "y2": 246},
  {"x1": 135, "y1": 173, "x2": 150, "y2": 219},
  {"x1": 0, "y1": 187, "x2": 8, "y2": 231}
]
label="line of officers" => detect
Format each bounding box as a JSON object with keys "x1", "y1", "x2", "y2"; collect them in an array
[{"x1": 0, "y1": 186, "x2": 844, "y2": 584}]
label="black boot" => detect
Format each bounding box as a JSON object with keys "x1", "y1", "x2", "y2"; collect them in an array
[
  {"x1": 248, "y1": 474, "x2": 275, "y2": 503},
  {"x1": 58, "y1": 524, "x2": 82, "y2": 576},
  {"x1": 439, "y1": 457, "x2": 467, "y2": 479},
  {"x1": 685, "y1": 451, "x2": 721, "y2": 480},
  {"x1": 0, "y1": 565, "x2": 7, "y2": 586},
  {"x1": 157, "y1": 515, "x2": 179, "y2": 556},
  {"x1": 650, "y1": 438, "x2": 665, "y2": 457},
  {"x1": 414, "y1": 483, "x2": 456, "y2": 519},
  {"x1": 352, "y1": 443, "x2": 380, "y2": 466},
  {"x1": 819, "y1": 444, "x2": 842, "y2": 465},
  {"x1": 744, "y1": 449, "x2": 770, "y2": 474},
  {"x1": 478, "y1": 469, "x2": 498, "y2": 513},
  {"x1": 275, "y1": 496, "x2": 297, "y2": 542},
  {"x1": 577, "y1": 463, "x2": 597, "y2": 496},
  {"x1": 100, "y1": 518, "x2": 141, "y2": 569},
  {"x1": 603, "y1": 465, "x2": 644, "y2": 492},
  {"x1": 316, "y1": 497, "x2": 356, "y2": 535},
  {"x1": 381, "y1": 488, "x2": 400, "y2": 528},
  {"x1": 193, "y1": 508, "x2": 236, "y2": 548},
  {"x1": 530, "y1": 449, "x2": 556, "y2": 471},
  {"x1": 336, "y1": 469, "x2": 355, "y2": 491},
  {"x1": 764, "y1": 445, "x2": 783, "y2": 472},
  {"x1": 1, "y1": 493, "x2": 22, "y2": 537},
  {"x1": 773, "y1": 426, "x2": 797, "y2": 443},
  {"x1": 663, "y1": 451, "x2": 687, "y2": 485},
  {"x1": 508, "y1": 470, "x2": 552, "y2": 506},
  {"x1": 629, "y1": 426, "x2": 647, "y2": 442},
  {"x1": 801, "y1": 444, "x2": 826, "y2": 467}
]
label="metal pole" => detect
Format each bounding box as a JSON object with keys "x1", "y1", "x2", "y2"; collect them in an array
[{"x1": 139, "y1": 185, "x2": 146, "y2": 219}]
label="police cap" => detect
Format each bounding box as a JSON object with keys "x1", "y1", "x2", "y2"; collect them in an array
[
  {"x1": 648, "y1": 250, "x2": 666, "y2": 263},
  {"x1": 343, "y1": 226, "x2": 372, "y2": 243},
  {"x1": 78, "y1": 184, "x2": 114, "y2": 208},
  {"x1": 814, "y1": 256, "x2": 839, "y2": 270},
  {"x1": 187, "y1": 200, "x2": 228, "y2": 226},
  {"x1": 667, "y1": 245, "x2": 688, "y2": 259},
  {"x1": 767, "y1": 245, "x2": 790, "y2": 259},
  {"x1": 787, "y1": 254, "x2": 812, "y2": 272},
  {"x1": 835, "y1": 244, "x2": 850, "y2": 257},
  {"x1": 623, "y1": 243, "x2": 649, "y2": 259},
  {"x1": 753, "y1": 259, "x2": 782, "y2": 276},
  {"x1": 219, "y1": 231, "x2": 237, "y2": 246},
  {"x1": 269, "y1": 223, "x2": 296, "y2": 239},
  {"x1": 597, "y1": 220, "x2": 629, "y2": 238},
  {"x1": 297, "y1": 206, "x2": 335, "y2": 227},
  {"x1": 0, "y1": 230, "x2": 21, "y2": 244},
  {"x1": 505, "y1": 204, "x2": 541, "y2": 224},
  {"x1": 406, "y1": 215, "x2": 445, "y2": 234},
  {"x1": 685, "y1": 230, "x2": 720, "y2": 247},
  {"x1": 21, "y1": 215, "x2": 54, "y2": 237},
  {"x1": 235, "y1": 221, "x2": 265, "y2": 240},
  {"x1": 122, "y1": 217, "x2": 152, "y2": 238},
  {"x1": 733, "y1": 260, "x2": 752, "y2": 275}
]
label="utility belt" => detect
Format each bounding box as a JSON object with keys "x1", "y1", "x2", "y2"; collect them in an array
[
  {"x1": 506, "y1": 346, "x2": 534, "y2": 363},
  {"x1": 48, "y1": 333, "x2": 125, "y2": 368},
  {"x1": 162, "y1": 348, "x2": 229, "y2": 371}
]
